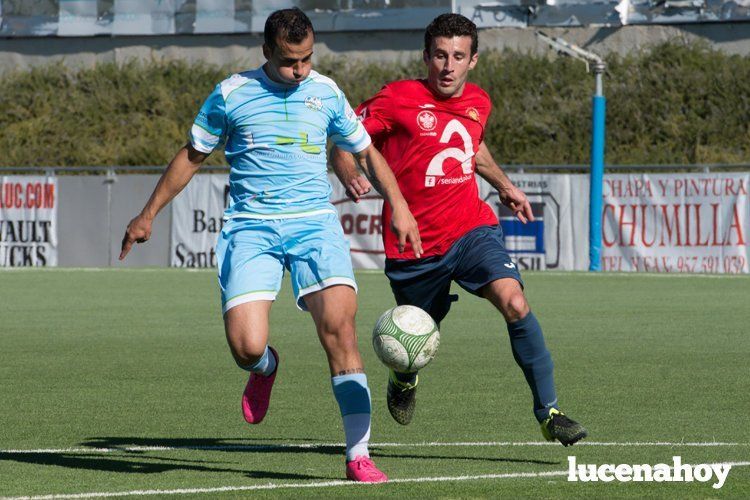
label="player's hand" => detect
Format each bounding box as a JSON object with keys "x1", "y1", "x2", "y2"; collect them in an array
[
  {"x1": 391, "y1": 206, "x2": 423, "y2": 258},
  {"x1": 499, "y1": 185, "x2": 534, "y2": 224},
  {"x1": 119, "y1": 214, "x2": 153, "y2": 260},
  {"x1": 345, "y1": 174, "x2": 372, "y2": 203}
]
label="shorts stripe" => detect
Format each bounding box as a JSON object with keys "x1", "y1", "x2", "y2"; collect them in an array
[
  {"x1": 296, "y1": 277, "x2": 358, "y2": 311},
  {"x1": 223, "y1": 291, "x2": 277, "y2": 313}
]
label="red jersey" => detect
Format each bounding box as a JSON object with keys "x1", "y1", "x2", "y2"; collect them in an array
[{"x1": 357, "y1": 79, "x2": 498, "y2": 259}]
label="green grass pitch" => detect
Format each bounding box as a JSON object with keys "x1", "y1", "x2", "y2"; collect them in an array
[{"x1": 1, "y1": 269, "x2": 749, "y2": 498}]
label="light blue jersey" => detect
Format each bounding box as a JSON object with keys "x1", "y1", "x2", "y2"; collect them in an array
[{"x1": 190, "y1": 67, "x2": 371, "y2": 219}]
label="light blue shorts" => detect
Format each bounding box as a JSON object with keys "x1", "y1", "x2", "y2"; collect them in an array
[{"x1": 216, "y1": 212, "x2": 357, "y2": 313}]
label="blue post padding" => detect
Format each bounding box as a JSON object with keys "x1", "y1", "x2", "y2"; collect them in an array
[
  {"x1": 589, "y1": 95, "x2": 606, "y2": 271},
  {"x1": 331, "y1": 373, "x2": 371, "y2": 416}
]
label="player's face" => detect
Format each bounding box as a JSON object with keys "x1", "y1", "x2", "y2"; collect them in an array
[
  {"x1": 423, "y1": 36, "x2": 478, "y2": 98},
  {"x1": 263, "y1": 31, "x2": 314, "y2": 86}
]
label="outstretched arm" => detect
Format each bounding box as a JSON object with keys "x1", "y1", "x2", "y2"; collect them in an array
[
  {"x1": 331, "y1": 146, "x2": 372, "y2": 203},
  {"x1": 475, "y1": 141, "x2": 533, "y2": 224},
  {"x1": 119, "y1": 144, "x2": 207, "y2": 260},
  {"x1": 342, "y1": 145, "x2": 423, "y2": 258}
]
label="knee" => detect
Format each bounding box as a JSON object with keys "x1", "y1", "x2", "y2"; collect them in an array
[
  {"x1": 230, "y1": 340, "x2": 266, "y2": 367},
  {"x1": 225, "y1": 326, "x2": 267, "y2": 366},
  {"x1": 502, "y1": 292, "x2": 530, "y2": 323}
]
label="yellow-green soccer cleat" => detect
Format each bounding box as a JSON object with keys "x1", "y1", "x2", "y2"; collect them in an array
[
  {"x1": 386, "y1": 371, "x2": 418, "y2": 425},
  {"x1": 540, "y1": 408, "x2": 588, "y2": 447}
]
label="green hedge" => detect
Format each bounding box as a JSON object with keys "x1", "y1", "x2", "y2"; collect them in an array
[{"x1": 1, "y1": 41, "x2": 748, "y2": 167}]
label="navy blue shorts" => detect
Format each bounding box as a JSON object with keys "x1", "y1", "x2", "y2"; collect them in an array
[{"x1": 384, "y1": 224, "x2": 522, "y2": 325}]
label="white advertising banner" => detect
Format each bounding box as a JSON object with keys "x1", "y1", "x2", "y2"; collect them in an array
[
  {"x1": 170, "y1": 174, "x2": 227, "y2": 268},
  {"x1": 168, "y1": 172, "x2": 750, "y2": 274},
  {"x1": 0, "y1": 175, "x2": 58, "y2": 267},
  {"x1": 484, "y1": 174, "x2": 590, "y2": 271},
  {"x1": 168, "y1": 173, "x2": 590, "y2": 272},
  {"x1": 330, "y1": 179, "x2": 386, "y2": 270},
  {"x1": 601, "y1": 173, "x2": 750, "y2": 274},
  {"x1": 331, "y1": 173, "x2": 591, "y2": 271}
]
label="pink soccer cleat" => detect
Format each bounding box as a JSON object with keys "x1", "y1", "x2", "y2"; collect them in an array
[
  {"x1": 345, "y1": 456, "x2": 388, "y2": 483},
  {"x1": 241, "y1": 347, "x2": 279, "y2": 424}
]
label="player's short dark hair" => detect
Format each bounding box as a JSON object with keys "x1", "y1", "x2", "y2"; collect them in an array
[
  {"x1": 264, "y1": 7, "x2": 314, "y2": 51},
  {"x1": 424, "y1": 13, "x2": 478, "y2": 56}
]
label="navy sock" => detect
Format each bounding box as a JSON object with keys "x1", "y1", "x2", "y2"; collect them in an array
[{"x1": 506, "y1": 312, "x2": 558, "y2": 422}]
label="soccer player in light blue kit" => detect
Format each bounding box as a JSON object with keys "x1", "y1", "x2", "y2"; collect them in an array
[{"x1": 119, "y1": 8, "x2": 421, "y2": 483}]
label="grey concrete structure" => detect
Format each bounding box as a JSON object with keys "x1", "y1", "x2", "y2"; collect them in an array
[
  {"x1": 2, "y1": 24, "x2": 750, "y2": 75},
  {"x1": 57, "y1": 174, "x2": 170, "y2": 267}
]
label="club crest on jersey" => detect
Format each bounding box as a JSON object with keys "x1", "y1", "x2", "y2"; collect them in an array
[
  {"x1": 305, "y1": 96, "x2": 323, "y2": 111},
  {"x1": 466, "y1": 107, "x2": 480, "y2": 122},
  {"x1": 417, "y1": 110, "x2": 437, "y2": 131}
]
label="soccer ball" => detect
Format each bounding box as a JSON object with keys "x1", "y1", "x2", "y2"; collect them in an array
[{"x1": 372, "y1": 305, "x2": 440, "y2": 373}]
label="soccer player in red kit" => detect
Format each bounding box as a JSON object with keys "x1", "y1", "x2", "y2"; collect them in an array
[{"x1": 332, "y1": 13, "x2": 587, "y2": 446}]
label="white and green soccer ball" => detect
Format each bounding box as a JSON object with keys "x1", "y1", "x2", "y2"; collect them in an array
[{"x1": 372, "y1": 305, "x2": 440, "y2": 373}]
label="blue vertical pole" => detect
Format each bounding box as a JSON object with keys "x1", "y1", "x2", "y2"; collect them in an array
[{"x1": 589, "y1": 69, "x2": 606, "y2": 271}]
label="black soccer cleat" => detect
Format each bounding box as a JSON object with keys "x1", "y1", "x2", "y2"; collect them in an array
[
  {"x1": 386, "y1": 371, "x2": 418, "y2": 425},
  {"x1": 540, "y1": 408, "x2": 588, "y2": 447}
]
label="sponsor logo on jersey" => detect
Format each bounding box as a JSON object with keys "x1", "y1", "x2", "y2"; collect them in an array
[
  {"x1": 417, "y1": 110, "x2": 437, "y2": 131},
  {"x1": 424, "y1": 174, "x2": 473, "y2": 188},
  {"x1": 418, "y1": 103, "x2": 436, "y2": 109},
  {"x1": 305, "y1": 96, "x2": 323, "y2": 111},
  {"x1": 466, "y1": 107, "x2": 480, "y2": 122}
]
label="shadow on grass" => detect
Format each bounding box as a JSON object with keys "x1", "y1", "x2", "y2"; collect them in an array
[
  {"x1": 80, "y1": 436, "x2": 344, "y2": 455},
  {"x1": 0, "y1": 436, "x2": 342, "y2": 480},
  {"x1": 0, "y1": 451, "x2": 309, "y2": 477},
  {"x1": 1, "y1": 437, "x2": 559, "y2": 479}
]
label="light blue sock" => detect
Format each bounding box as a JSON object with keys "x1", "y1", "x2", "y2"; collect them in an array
[
  {"x1": 240, "y1": 346, "x2": 276, "y2": 377},
  {"x1": 331, "y1": 373, "x2": 371, "y2": 461}
]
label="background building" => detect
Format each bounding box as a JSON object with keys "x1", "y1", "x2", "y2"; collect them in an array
[{"x1": 2, "y1": 0, "x2": 750, "y2": 74}]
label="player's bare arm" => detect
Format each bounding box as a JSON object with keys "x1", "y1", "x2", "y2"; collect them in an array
[
  {"x1": 475, "y1": 141, "x2": 534, "y2": 224},
  {"x1": 331, "y1": 146, "x2": 372, "y2": 203},
  {"x1": 119, "y1": 144, "x2": 207, "y2": 260},
  {"x1": 350, "y1": 145, "x2": 423, "y2": 258}
]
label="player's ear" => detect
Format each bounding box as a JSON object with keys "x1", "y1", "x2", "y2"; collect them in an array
[
  {"x1": 468, "y1": 52, "x2": 479, "y2": 70},
  {"x1": 262, "y1": 43, "x2": 271, "y2": 61},
  {"x1": 422, "y1": 49, "x2": 430, "y2": 65}
]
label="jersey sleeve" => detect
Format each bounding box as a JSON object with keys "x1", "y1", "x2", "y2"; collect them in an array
[
  {"x1": 189, "y1": 84, "x2": 227, "y2": 154},
  {"x1": 356, "y1": 85, "x2": 395, "y2": 140},
  {"x1": 329, "y1": 92, "x2": 372, "y2": 153}
]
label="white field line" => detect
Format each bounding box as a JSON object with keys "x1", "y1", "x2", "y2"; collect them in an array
[
  {"x1": 3, "y1": 462, "x2": 750, "y2": 500},
  {"x1": 2, "y1": 441, "x2": 748, "y2": 454}
]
